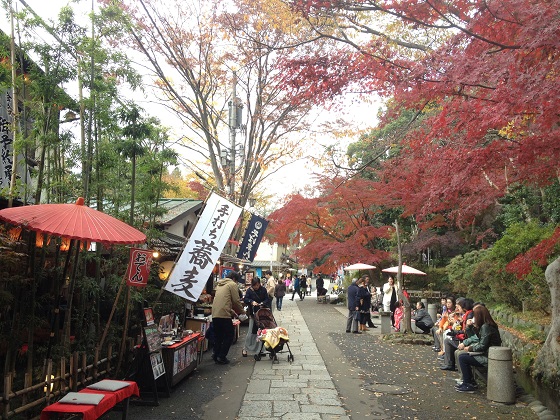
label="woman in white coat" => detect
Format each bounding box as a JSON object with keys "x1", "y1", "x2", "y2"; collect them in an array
[{"x1": 382, "y1": 276, "x2": 399, "y2": 327}]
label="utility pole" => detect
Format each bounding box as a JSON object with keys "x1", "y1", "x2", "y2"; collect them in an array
[
  {"x1": 228, "y1": 72, "x2": 243, "y2": 203},
  {"x1": 228, "y1": 72, "x2": 237, "y2": 200}
]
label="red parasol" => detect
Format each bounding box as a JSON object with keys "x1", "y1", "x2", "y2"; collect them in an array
[
  {"x1": 382, "y1": 264, "x2": 426, "y2": 275},
  {"x1": 0, "y1": 197, "x2": 146, "y2": 357},
  {"x1": 0, "y1": 197, "x2": 145, "y2": 244}
]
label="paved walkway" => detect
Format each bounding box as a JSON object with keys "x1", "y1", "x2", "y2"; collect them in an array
[
  {"x1": 110, "y1": 292, "x2": 545, "y2": 419},
  {"x1": 237, "y1": 297, "x2": 349, "y2": 419}
]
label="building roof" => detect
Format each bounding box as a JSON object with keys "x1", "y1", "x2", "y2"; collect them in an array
[{"x1": 155, "y1": 199, "x2": 203, "y2": 225}]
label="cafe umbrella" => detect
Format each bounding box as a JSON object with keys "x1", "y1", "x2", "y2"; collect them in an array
[
  {"x1": 343, "y1": 263, "x2": 377, "y2": 271},
  {"x1": 382, "y1": 264, "x2": 427, "y2": 276},
  {"x1": 382, "y1": 263, "x2": 426, "y2": 291},
  {"x1": 0, "y1": 197, "x2": 146, "y2": 353}
]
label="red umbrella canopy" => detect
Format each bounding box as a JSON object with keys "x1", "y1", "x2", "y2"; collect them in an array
[
  {"x1": 382, "y1": 264, "x2": 426, "y2": 275},
  {"x1": 0, "y1": 197, "x2": 146, "y2": 245}
]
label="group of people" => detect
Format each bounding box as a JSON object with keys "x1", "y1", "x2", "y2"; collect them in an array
[
  {"x1": 431, "y1": 295, "x2": 502, "y2": 393},
  {"x1": 345, "y1": 275, "x2": 379, "y2": 333},
  {"x1": 346, "y1": 275, "x2": 502, "y2": 394},
  {"x1": 210, "y1": 270, "x2": 281, "y2": 363}
]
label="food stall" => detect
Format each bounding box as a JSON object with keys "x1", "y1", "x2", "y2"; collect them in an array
[{"x1": 160, "y1": 332, "x2": 201, "y2": 387}]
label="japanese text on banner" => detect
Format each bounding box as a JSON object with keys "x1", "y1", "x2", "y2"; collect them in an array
[
  {"x1": 126, "y1": 248, "x2": 154, "y2": 287},
  {"x1": 164, "y1": 193, "x2": 242, "y2": 302}
]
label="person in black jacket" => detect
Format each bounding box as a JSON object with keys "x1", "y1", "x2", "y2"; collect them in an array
[
  {"x1": 346, "y1": 278, "x2": 362, "y2": 334},
  {"x1": 241, "y1": 277, "x2": 270, "y2": 357},
  {"x1": 412, "y1": 301, "x2": 434, "y2": 334}
]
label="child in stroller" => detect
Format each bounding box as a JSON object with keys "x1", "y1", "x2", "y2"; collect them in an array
[{"x1": 253, "y1": 307, "x2": 294, "y2": 364}]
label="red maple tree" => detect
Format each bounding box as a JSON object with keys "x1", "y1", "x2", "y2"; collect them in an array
[
  {"x1": 267, "y1": 176, "x2": 392, "y2": 273},
  {"x1": 279, "y1": 0, "x2": 560, "y2": 229}
]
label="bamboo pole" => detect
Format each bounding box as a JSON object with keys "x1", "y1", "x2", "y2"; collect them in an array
[{"x1": 116, "y1": 286, "x2": 131, "y2": 376}]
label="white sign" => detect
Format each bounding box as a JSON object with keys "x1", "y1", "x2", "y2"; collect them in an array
[{"x1": 164, "y1": 193, "x2": 242, "y2": 302}]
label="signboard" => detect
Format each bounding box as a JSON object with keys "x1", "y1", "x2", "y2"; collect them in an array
[
  {"x1": 126, "y1": 248, "x2": 153, "y2": 287},
  {"x1": 149, "y1": 351, "x2": 165, "y2": 379},
  {"x1": 0, "y1": 90, "x2": 32, "y2": 201},
  {"x1": 236, "y1": 214, "x2": 268, "y2": 262},
  {"x1": 144, "y1": 308, "x2": 155, "y2": 325},
  {"x1": 245, "y1": 271, "x2": 254, "y2": 286},
  {"x1": 164, "y1": 193, "x2": 242, "y2": 302},
  {"x1": 144, "y1": 325, "x2": 162, "y2": 353},
  {"x1": 220, "y1": 266, "x2": 236, "y2": 279}
]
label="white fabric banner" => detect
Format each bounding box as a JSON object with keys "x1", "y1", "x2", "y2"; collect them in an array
[{"x1": 164, "y1": 192, "x2": 242, "y2": 302}]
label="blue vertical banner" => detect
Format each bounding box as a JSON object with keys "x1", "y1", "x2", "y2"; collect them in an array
[{"x1": 236, "y1": 214, "x2": 269, "y2": 262}]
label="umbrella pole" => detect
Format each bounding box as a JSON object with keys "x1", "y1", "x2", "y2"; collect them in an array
[
  {"x1": 116, "y1": 285, "x2": 131, "y2": 376},
  {"x1": 97, "y1": 275, "x2": 126, "y2": 351},
  {"x1": 63, "y1": 241, "x2": 82, "y2": 350},
  {"x1": 46, "y1": 239, "x2": 75, "y2": 360}
]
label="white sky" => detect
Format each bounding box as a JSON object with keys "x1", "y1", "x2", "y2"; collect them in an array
[{"x1": 2, "y1": 0, "x2": 383, "y2": 205}]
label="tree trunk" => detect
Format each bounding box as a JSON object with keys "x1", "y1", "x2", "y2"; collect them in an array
[
  {"x1": 394, "y1": 220, "x2": 412, "y2": 332},
  {"x1": 533, "y1": 257, "x2": 560, "y2": 389}
]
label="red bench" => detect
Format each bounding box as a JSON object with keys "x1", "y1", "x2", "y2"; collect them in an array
[{"x1": 40, "y1": 380, "x2": 139, "y2": 420}]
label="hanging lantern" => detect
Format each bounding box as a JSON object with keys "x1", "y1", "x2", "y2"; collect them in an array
[
  {"x1": 36, "y1": 233, "x2": 50, "y2": 248},
  {"x1": 59, "y1": 237, "x2": 71, "y2": 252},
  {"x1": 8, "y1": 226, "x2": 22, "y2": 241}
]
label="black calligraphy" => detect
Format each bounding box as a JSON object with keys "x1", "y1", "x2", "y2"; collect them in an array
[{"x1": 169, "y1": 200, "x2": 234, "y2": 300}]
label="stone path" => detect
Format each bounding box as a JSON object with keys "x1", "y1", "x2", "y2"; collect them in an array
[{"x1": 237, "y1": 298, "x2": 349, "y2": 420}]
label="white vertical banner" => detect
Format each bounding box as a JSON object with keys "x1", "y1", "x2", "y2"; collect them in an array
[{"x1": 164, "y1": 193, "x2": 242, "y2": 302}]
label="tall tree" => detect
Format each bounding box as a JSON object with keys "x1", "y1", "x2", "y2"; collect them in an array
[{"x1": 98, "y1": 0, "x2": 320, "y2": 207}]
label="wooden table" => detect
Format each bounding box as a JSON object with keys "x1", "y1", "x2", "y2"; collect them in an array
[{"x1": 40, "y1": 380, "x2": 139, "y2": 420}]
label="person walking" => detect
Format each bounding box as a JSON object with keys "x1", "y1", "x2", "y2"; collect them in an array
[
  {"x1": 299, "y1": 275, "x2": 307, "y2": 300},
  {"x1": 274, "y1": 279, "x2": 287, "y2": 311},
  {"x1": 242, "y1": 277, "x2": 271, "y2": 357},
  {"x1": 290, "y1": 275, "x2": 300, "y2": 301},
  {"x1": 264, "y1": 270, "x2": 276, "y2": 313},
  {"x1": 211, "y1": 271, "x2": 246, "y2": 365},
  {"x1": 346, "y1": 278, "x2": 361, "y2": 334}
]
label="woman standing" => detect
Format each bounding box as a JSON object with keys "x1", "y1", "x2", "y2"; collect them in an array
[
  {"x1": 455, "y1": 304, "x2": 502, "y2": 393},
  {"x1": 274, "y1": 279, "x2": 287, "y2": 311},
  {"x1": 242, "y1": 277, "x2": 270, "y2": 357},
  {"x1": 382, "y1": 276, "x2": 399, "y2": 327},
  {"x1": 357, "y1": 276, "x2": 373, "y2": 332}
]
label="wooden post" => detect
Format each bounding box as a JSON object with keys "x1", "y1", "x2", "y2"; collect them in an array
[
  {"x1": 107, "y1": 344, "x2": 113, "y2": 375},
  {"x1": 93, "y1": 348, "x2": 99, "y2": 381},
  {"x1": 3, "y1": 373, "x2": 12, "y2": 419},
  {"x1": 45, "y1": 359, "x2": 53, "y2": 404},
  {"x1": 60, "y1": 356, "x2": 67, "y2": 392},
  {"x1": 71, "y1": 352, "x2": 78, "y2": 391},
  {"x1": 81, "y1": 353, "x2": 87, "y2": 386}
]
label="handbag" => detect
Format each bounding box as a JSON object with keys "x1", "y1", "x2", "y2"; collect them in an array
[{"x1": 353, "y1": 311, "x2": 360, "y2": 320}]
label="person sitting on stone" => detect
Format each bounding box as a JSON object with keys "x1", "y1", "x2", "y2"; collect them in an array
[
  {"x1": 412, "y1": 301, "x2": 434, "y2": 334},
  {"x1": 455, "y1": 305, "x2": 501, "y2": 393}
]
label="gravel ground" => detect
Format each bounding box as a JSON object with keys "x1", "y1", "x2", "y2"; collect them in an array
[{"x1": 301, "y1": 299, "x2": 538, "y2": 420}]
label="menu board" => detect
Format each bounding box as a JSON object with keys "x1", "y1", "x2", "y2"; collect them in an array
[
  {"x1": 144, "y1": 325, "x2": 162, "y2": 353},
  {"x1": 150, "y1": 351, "x2": 166, "y2": 379}
]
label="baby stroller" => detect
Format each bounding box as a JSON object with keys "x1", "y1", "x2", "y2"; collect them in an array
[{"x1": 253, "y1": 308, "x2": 294, "y2": 364}]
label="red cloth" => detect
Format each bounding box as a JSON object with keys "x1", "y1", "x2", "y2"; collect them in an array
[
  {"x1": 40, "y1": 381, "x2": 139, "y2": 420},
  {"x1": 165, "y1": 332, "x2": 200, "y2": 349}
]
